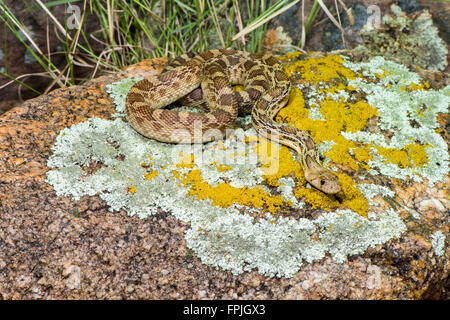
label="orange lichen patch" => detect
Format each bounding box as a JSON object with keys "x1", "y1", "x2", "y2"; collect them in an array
[
  {"x1": 175, "y1": 169, "x2": 289, "y2": 214},
  {"x1": 295, "y1": 174, "x2": 368, "y2": 217},
  {"x1": 283, "y1": 55, "x2": 357, "y2": 82},
  {"x1": 12, "y1": 157, "x2": 25, "y2": 166},
  {"x1": 96, "y1": 98, "x2": 110, "y2": 105}
]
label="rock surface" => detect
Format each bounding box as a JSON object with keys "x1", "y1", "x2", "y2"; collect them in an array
[{"x1": 0, "y1": 54, "x2": 448, "y2": 300}]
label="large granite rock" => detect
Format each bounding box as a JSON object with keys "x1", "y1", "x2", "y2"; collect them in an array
[{"x1": 0, "y1": 52, "x2": 448, "y2": 299}]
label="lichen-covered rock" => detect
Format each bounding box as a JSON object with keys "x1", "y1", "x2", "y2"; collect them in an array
[
  {"x1": 0, "y1": 52, "x2": 448, "y2": 299},
  {"x1": 359, "y1": 4, "x2": 448, "y2": 71}
]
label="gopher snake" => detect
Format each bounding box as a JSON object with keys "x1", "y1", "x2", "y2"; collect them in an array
[{"x1": 125, "y1": 49, "x2": 341, "y2": 194}]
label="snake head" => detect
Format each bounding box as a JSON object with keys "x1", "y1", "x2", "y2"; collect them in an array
[{"x1": 304, "y1": 168, "x2": 341, "y2": 194}]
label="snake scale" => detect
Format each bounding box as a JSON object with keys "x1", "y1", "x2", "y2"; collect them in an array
[{"x1": 126, "y1": 49, "x2": 341, "y2": 194}]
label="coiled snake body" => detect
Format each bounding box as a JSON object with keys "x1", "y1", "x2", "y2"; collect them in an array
[{"x1": 126, "y1": 49, "x2": 341, "y2": 194}]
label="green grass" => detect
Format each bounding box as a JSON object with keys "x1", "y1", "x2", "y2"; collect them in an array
[{"x1": 0, "y1": 0, "x2": 348, "y2": 96}]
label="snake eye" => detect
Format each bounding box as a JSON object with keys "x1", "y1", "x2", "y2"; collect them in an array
[{"x1": 320, "y1": 180, "x2": 325, "y2": 186}]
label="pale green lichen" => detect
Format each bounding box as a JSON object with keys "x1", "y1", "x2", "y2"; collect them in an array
[
  {"x1": 317, "y1": 141, "x2": 335, "y2": 167},
  {"x1": 359, "y1": 4, "x2": 448, "y2": 71},
  {"x1": 277, "y1": 177, "x2": 304, "y2": 210},
  {"x1": 308, "y1": 106, "x2": 325, "y2": 120},
  {"x1": 316, "y1": 209, "x2": 406, "y2": 264},
  {"x1": 188, "y1": 209, "x2": 406, "y2": 277},
  {"x1": 431, "y1": 231, "x2": 445, "y2": 257},
  {"x1": 342, "y1": 56, "x2": 449, "y2": 186},
  {"x1": 105, "y1": 77, "x2": 143, "y2": 115},
  {"x1": 356, "y1": 184, "x2": 395, "y2": 206}
]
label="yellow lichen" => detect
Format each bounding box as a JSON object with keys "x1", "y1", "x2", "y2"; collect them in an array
[
  {"x1": 283, "y1": 55, "x2": 356, "y2": 82},
  {"x1": 251, "y1": 117, "x2": 369, "y2": 216},
  {"x1": 374, "y1": 146, "x2": 411, "y2": 168},
  {"x1": 373, "y1": 143, "x2": 430, "y2": 169},
  {"x1": 294, "y1": 186, "x2": 338, "y2": 210},
  {"x1": 268, "y1": 55, "x2": 381, "y2": 216},
  {"x1": 294, "y1": 173, "x2": 368, "y2": 217},
  {"x1": 256, "y1": 137, "x2": 306, "y2": 187},
  {"x1": 337, "y1": 174, "x2": 369, "y2": 217},
  {"x1": 245, "y1": 135, "x2": 259, "y2": 143},
  {"x1": 325, "y1": 141, "x2": 359, "y2": 171},
  {"x1": 276, "y1": 85, "x2": 377, "y2": 172},
  {"x1": 405, "y1": 143, "x2": 429, "y2": 167},
  {"x1": 128, "y1": 185, "x2": 136, "y2": 194},
  {"x1": 176, "y1": 154, "x2": 195, "y2": 169},
  {"x1": 175, "y1": 169, "x2": 289, "y2": 214},
  {"x1": 352, "y1": 147, "x2": 372, "y2": 170},
  {"x1": 277, "y1": 51, "x2": 303, "y2": 63},
  {"x1": 216, "y1": 164, "x2": 232, "y2": 172}
]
